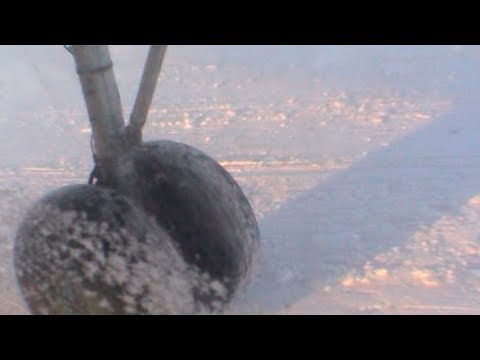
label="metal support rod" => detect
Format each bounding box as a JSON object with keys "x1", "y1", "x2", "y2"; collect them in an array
[
  {"x1": 127, "y1": 45, "x2": 167, "y2": 140},
  {"x1": 71, "y1": 45, "x2": 126, "y2": 161}
]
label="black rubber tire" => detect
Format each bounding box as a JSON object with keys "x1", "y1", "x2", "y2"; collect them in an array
[
  {"x1": 112, "y1": 140, "x2": 260, "y2": 307},
  {"x1": 14, "y1": 184, "x2": 198, "y2": 315}
]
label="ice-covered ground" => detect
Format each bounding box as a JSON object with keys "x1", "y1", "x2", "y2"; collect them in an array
[{"x1": 1, "y1": 45, "x2": 480, "y2": 314}]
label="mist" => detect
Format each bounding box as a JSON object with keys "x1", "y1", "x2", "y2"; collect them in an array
[{"x1": 1, "y1": 45, "x2": 480, "y2": 314}]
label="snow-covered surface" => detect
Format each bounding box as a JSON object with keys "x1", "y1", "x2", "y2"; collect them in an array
[{"x1": 1, "y1": 45, "x2": 480, "y2": 314}]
